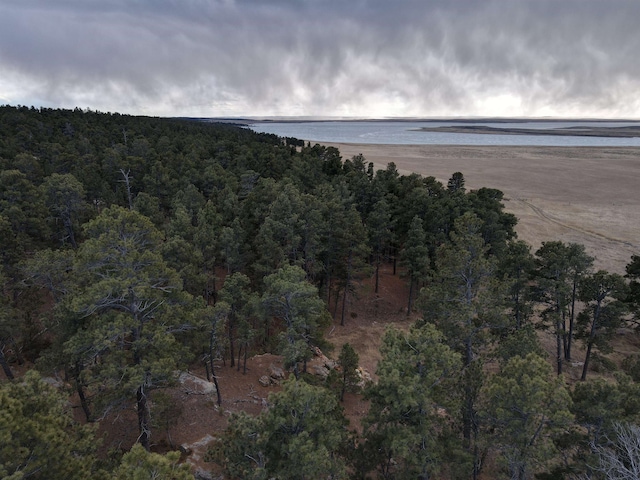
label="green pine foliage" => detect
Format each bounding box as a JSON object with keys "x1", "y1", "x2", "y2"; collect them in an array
[
  {"x1": 2, "y1": 106, "x2": 640, "y2": 478},
  {"x1": 0, "y1": 371, "x2": 103, "y2": 480},
  {"x1": 113, "y1": 444, "x2": 194, "y2": 480},
  {"x1": 360, "y1": 323, "x2": 463, "y2": 479},
  {"x1": 482, "y1": 353, "x2": 573, "y2": 480},
  {"x1": 212, "y1": 378, "x2": 349, "y2": 479}
]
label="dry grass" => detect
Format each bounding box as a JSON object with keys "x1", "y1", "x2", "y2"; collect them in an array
[{"x1": 328, "y1": 143, "x2": 640, "y2": 274}]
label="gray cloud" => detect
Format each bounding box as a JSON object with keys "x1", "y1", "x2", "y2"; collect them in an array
[{"x1": 1, "y1": 0, "x2": 639, "y2": 117}]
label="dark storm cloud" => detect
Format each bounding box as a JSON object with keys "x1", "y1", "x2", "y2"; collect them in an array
[{"x1": 1, "y1": 0, "x2": 639, "y2": 117}]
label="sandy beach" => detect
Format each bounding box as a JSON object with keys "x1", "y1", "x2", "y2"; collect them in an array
[{"x1": 327, "y1": 143, "x2": 640, "y2": 274}]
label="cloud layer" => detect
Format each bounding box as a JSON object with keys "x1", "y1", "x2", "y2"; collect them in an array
[{"x1": 1, "y1": 0, "x2": 639, "y2": 117}]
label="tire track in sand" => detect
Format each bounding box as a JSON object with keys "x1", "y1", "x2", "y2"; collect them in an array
[{"x1": 514, "y1": 198, "x2": 638, "y2": 249}]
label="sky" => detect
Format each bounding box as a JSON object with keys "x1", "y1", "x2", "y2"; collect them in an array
[{"x1": 1, "y1": 0, "x2": 639, "y2": 119}]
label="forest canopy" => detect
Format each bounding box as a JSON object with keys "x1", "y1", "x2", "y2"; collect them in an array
[{"x1": 1, "y1": 106, "x2": 639, "y2": 480}]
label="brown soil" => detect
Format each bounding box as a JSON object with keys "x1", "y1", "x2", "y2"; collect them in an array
[{"x1": 93, "y1": 262, "x2": 415, "y2": 474}]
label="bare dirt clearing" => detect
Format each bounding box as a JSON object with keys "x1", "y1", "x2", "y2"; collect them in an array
[
  {"x1": 93, "y1": 263, "x2": 414, "y2": 474},
  {"x1": 328, "y1": 143, "x2": 640, "y2": 274}
]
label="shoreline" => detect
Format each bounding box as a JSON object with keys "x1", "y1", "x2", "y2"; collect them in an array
[
  {"x1": 416, "y1": 125, "x2": 640, "y2": 138},
  {"x1": 323, "y1": 142, "x2": 640, "y2": 274}
]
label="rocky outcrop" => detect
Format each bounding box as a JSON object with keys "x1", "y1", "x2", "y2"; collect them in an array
[
  {"x1": 268, "y1": 364, "x2": 285, "y2": 380},
  {"x1": 181, "y1": 434, "x2": 216, "y2": 480},
  {"x1": 178, "y1": 372, "x2": 216, "y2": 396}
]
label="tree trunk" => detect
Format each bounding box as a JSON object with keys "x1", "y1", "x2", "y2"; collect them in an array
[
  {"x1": 374, "y1": 254, "x2": 380, "y2": 294},
  {"x1": 562, "y1": 318, "x2": 569, "y2": 360},
  {"x1": 581, "y1": 304, "x2": 601, "y2": 381},
  {"x1": 209, "y1": 332, "x2": 222, "y2": 405},
  {"x1": 472, "y1": 443, "x2": 481, "y2": 480},
  {"x1": 341, "y1": 252, "x2": 353, "y2": 326},
  {"x1": 243, "y1": 346, "x2": 248, "y2": 375},
  {"x1": 73, "y1": 362, "x2": 92, "y2": 422},
  {"x1": 325, "y1": 265, "x2": 333, "y2": 306},
  {"x1": 212, "y1": 370, "x2": 222, "y2": 406},
  {"x1": 340, "y1": 287, "x2": 348, "y2": 327},
  {"x1": 581, "y1": 341, "x2": 594, "y2": 381},
  {"x1": 137, "y1": 385, "x2": 151, "y2": 450},
  {"x1": 228, "y1": 318, "x2": 235, "y2": 368},
  {"x1": 9, "y1": 337, "x2": 24, "y2": 365},
  {"x1": 0, "y1": 344, "x2": 14, "y2": 380},
  {"x1": 333, "y1": 288, "x2": 341, "y2": 319},
  {"x1": 514, "y1": 267, "x2": 522, "y2": 329},
  {"x1": 64, "y1": 216, "x2": 78, "y2": 249},
  {"x1": 567, "y1": 280, "x2": 578, "y2": 360},
  {"x1": 407, "y1": 278, "x2": 414, "y2": 316},
  {"x1": 462, "y1": 346, "x2": 474, "y2": 443},
  {"x1": 556, "y1": 317, "x2": 563, "y2": 375},
  {"x1": 120, "y1": 169, "x2": 134, "y2": 210}
]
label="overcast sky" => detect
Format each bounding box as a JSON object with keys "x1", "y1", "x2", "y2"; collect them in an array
[{"x1": 1, "y1": 0, "x2": 639, "y2": 118}]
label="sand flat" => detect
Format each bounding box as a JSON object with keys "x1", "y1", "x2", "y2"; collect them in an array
[{"x1": 326, "y1": 143, "x2": 640, "y2": 274}]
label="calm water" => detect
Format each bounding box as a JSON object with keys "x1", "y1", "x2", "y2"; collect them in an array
[{"x1": 248, "y1": 120, "x2": 640, "y2": 147}]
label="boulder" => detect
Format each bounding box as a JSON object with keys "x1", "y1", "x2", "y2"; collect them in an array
[
  {"x1": 182, "y1": 434, "x2": 216, "y2": 479},
  {"x1": 356, "y1": 367, "x2": 372, "y2": 387},
  {"x1": 41, "y1": 376, "x2": 64, "y2": 388},
  {"x1": 311, "y1": 364, "x2": 330, "y2": 378},
  {"x1": 178, "y1": 372, "x2": 216, "y2": 395},
  {"x1": 259, "y1": 375, "x2": 272, "y2": 387},
  {"x1": 268, "y1": 364, "x2": 285, "y2": 380}
]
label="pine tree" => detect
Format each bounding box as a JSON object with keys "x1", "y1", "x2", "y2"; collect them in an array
[
  {"x1": 214, "y1": 378, "x2": 349, "y2": 479},
  {"x1": 360, "y1": 323, "x2": 463, "y2": 479},
  {"x1": 66, "y1": 206, "x2": 197, "y2": 450},
  {"x1": 419, "y1": 212, "x2": 506, "y2": 478},
  {"x1": 0, "y1": 371, "x2": 103, "y2": 480},
  {"x1": 400, "y1": 215, "x2": 430, "y2": 315},
  {"x1": 483, "y1": 353, "x2": 573, "y2": 480},
  {"x1": 337, "y1": 342, "x2": 360, "y2": 401},
  {"x1": 261, "y1": 265, "x2": 329, "y2": 378},
  {"x1": 576, "y1": 270, "x2": 628, "y2": 380}
]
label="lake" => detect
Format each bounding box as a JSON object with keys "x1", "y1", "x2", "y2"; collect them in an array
[{"x1": 248, "y1": 120, "x2": 640, "y2": 147}]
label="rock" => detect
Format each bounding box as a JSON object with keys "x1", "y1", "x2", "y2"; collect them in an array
[
  {"x1": 41, "y1": 376, "x2": 64, "y2": 388},
  {"x1": 311, "y1": 365, "x2": 330, "y2": 378},
  {"x1": 311, "y1": 346, "x2": 331, "y2": 365},
  {"x1": 269, "y1": 364, "x2": 285, "y2": 380},
  {"x1": 259, "y1": 375, "x2": 272, "y2": 387},
  {"x1": 307, "y1": 345, "x2": 335, "y2": 378},
  {"x1": 194, "y1": 467, "x2": 214, "y2": 480},
  {"x1": 356, "y1": 367, "x2": 372, "y2": 387},
  {"x1": 182, "y1": 435, "x2": 216, "y2": 479},
  {"x1": 181, "y1": 434, "x2": 215, "y2": 455},
  {"x1": 178, "y1": 372, "x2": 216, "y2": 395}
]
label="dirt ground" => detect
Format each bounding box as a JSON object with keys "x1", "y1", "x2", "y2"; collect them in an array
[
  {"x1": 328, "y1": 143, "x2": 640, "y2": 275},
  {"x1": 94, "y1": 262, "x2": 414, "y2": 475}
]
